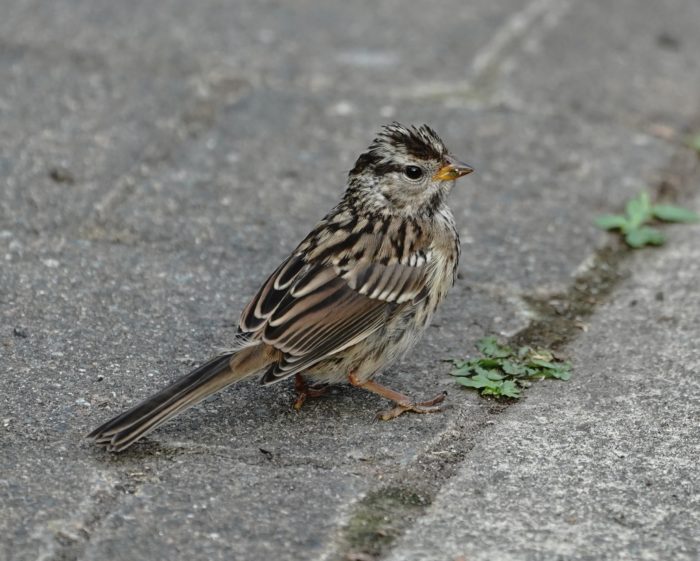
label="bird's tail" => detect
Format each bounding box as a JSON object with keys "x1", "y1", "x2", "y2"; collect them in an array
[{"x1": 87, "y1": 344, "x2": 273, "y2": 452}]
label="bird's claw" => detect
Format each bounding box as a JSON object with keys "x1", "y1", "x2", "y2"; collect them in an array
[
  {"x1": 293, "y1": 375, "x2": 329, "y2": 411},
  {"x1": 376, "y1": 391, "x2": 447, "y2": 421}
]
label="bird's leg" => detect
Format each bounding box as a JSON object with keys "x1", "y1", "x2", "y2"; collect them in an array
[
  {"x1": 348, "y1": 373, "x2": 447, "y2": 421},
  {"x1": 293, "y1": 374, "x2": 329, "y2": 411}
]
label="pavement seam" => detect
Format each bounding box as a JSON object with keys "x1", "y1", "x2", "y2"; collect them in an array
[
  {"x1": 331, "y1": 131, "x2": 700, "y2": 561},
  {"x1": 392, "y1": 0, "x2": 573, "y2": 103},
  {"x1": 59, "y1": 128, "x2": 698, "y2": 561}
]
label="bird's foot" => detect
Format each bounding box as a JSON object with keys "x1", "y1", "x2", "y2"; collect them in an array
[
  {"x1": 347, "y1": 372, "x2": 447, "y2": 421},
  {"x1": 293, "y1": 374, "x2": 329, "y2": 411},
  {"x1": 376, "y1": 391, "x2": 447, "y2": 421}
]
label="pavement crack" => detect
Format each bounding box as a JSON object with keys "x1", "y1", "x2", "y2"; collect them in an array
[
  {"x1": 396, "y1": 0, "x2": 573, "y2": 104},
  {"x1": 332, "y1": 402, "x2": 505, "y2": 561},
  {"x1": 512, "y1": 141, "x2": 699, "y2": 351},
  {"x1": 332, "y1": 123, "x2": 700, "y2": 561}
]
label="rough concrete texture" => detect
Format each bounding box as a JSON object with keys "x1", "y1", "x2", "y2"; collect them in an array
[
  {"x1": 1, "y1": 0, "x2": 699, "y2": 560},
  {"x1": 387, "y1": 218, "x2": 700, "y2": 561}
]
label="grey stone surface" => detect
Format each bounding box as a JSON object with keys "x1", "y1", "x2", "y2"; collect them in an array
[
  {"x1": 387, "y1": 214, "x2": 700, "y2": 561},
  {"x1": 1, "y1": 0, "x2": 699, "y2": 560}
]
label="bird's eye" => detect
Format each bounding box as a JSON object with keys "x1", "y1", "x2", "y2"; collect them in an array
[{"x1": 403, "y1": 165, "x2": 423, "y2": 180}]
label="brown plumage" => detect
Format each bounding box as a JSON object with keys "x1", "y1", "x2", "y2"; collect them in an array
[{"x1": 88, "y1": 123, "x2": 473, "y2": 451}]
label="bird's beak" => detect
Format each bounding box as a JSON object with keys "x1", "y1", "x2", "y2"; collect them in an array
[{"x1": 432, "y1": 156, "x2": 474, "y2": 181}]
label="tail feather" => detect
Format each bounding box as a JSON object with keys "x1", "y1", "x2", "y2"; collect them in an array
[{"x1": 88, "y1": 345, "x2": 272, "y2": 451}]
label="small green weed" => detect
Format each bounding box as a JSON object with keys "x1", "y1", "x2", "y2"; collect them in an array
[
  {"x1": 451, "y1": 336, "x2": 571, "y2": 399},
  {"x1": 595, "y1": 192, "x2": 699, "y2": 248}
]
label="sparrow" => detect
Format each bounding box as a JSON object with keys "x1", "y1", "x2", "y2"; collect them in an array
[{"x1": 89, "y1": 123, "x2": 473, "y2": 451}]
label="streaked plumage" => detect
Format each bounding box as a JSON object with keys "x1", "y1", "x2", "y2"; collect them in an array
[{"x1": 89, "y1": 123, "x2": 473, "y2": 451}]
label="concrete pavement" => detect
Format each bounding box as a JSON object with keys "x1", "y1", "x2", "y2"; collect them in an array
[{"x1": 1, "y1": 1, "x2": 699, "y2": 560}]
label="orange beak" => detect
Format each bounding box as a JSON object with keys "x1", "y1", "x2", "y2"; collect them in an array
[{"x1": 432, "y1": 156, "x2": 474, "y2": 181}]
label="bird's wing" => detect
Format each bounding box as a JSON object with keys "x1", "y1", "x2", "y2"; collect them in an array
[{"x1": 238, "y1": 248, "x2": 432, "y2": 383}]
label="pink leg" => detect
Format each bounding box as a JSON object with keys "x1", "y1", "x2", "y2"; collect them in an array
[
  {"x1": 293, "y1": 374, "x2": 329, "y2": 411},
  {"x1": 348, "y1": 373, "x2": 447, "y2": 420}
]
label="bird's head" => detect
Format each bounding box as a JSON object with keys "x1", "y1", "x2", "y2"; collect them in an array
[{"x1": 348, "y1": 123, "x2": 473, "y2": 215}]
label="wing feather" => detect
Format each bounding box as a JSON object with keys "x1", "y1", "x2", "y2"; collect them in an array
[{"x1": 238, "y1": 230, "x2": 432, "y2": 384}]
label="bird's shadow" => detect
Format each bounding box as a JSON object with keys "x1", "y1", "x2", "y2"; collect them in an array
[{"x1": 83, "y1": 378, "x2": 389, "y2": 462}]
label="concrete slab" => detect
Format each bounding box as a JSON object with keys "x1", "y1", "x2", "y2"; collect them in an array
[
  {"x1": 1, "y1": 0, "x2": 699, "y2": 560},
  {"x1": 387, "y1": 214, "x2": 700, "y2": 561}
]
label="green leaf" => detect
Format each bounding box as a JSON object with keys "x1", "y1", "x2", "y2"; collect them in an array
[
  {"x1": 594, "y1": 214, "x2": 629, "y2": 231},
  {"x1": 481, "y1": 384, "x2": 504, "y2": 397},
  {"x1": 625, "y1": 192, "x2": 653, "y2": 229},
  {"x1": 476, "y1": 336, "x2": 512, "y2": 358},
  {"x1": 502, "y1": 360, "x2": 528, "y2": 377},
  {"x1": 451, "y1": 359, "x2": 466, "y2": 368},
  {"x1": 499, "y1": 380, "x2": 521, "y2": 398},
  {"x1": 625, "y1": 226, "x2": 665, "y2": 248},
  {"x1": 597, "y1": 193, "x2": 698, "y2": 248},
  {"x1": 474, "y1": 358, "x2": 503, "y2": 368},
  {"x1": 450, "y1": 364, "x2": 471, "y2": 376},
  {"x1": 652, "y1": 204, "x2": 700, "y2": 223},
  {"x1": 457, "y1": 372, "x2": 500, "y2": 389},
  {"x1": 530, "y1": 360, "x2": 571, "y2": 380},
  {"x1": 528, "y1": 358, "x2": 560, "y2": 370},
  {"x1": 549, "y1": 367, "x2": 572, "y2": 381},
  {"x1": 453, "y1": 336, "x2": 571, "y2": 399}
]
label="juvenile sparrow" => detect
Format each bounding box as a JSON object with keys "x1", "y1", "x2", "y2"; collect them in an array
[{"x1": 89, "y1": 123, "x2": 473, "y2": 451}]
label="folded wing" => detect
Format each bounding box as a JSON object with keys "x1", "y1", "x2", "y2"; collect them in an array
[{"x1": 239, "y1": 246, "x2": 431, "y2": 383}]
